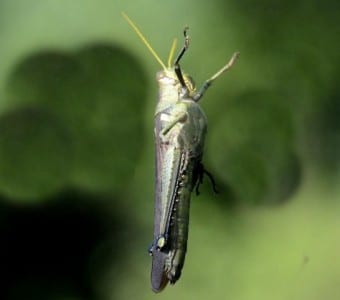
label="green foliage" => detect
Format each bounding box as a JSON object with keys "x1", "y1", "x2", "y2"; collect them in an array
[
  {"x1": 0, "y1": 107, "x2": 72, "y2": 201},
  {"x1": 208, "y1": 90, "x2": 299, "y2": 204},
  {"x1": 2, "y1": 45, "x2": 147, "y2": 199}
]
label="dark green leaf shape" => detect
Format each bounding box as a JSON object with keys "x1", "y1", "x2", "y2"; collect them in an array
[
  {"x1": 208, "y1": 90, "x2": 300, "y2": 204},
  {"x1": 0, "y1": 107, "x2": 72, "y2": 201},
  {"x1": 3, "y1": 45, "x2": 148, "y2": 197}
]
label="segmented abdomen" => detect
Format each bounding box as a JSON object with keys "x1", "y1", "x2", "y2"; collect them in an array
[{"x1": 165, "y1": 154, "x2": 199, "y2": 282}]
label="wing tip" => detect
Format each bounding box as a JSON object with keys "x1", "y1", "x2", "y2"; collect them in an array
[{"x1": 151, "y1": 251, "x2": 169, "y2": 293}]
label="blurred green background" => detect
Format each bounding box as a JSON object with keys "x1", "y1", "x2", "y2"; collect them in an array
[{"x1": 0, "y1": 0, "x2": 339, "y2": 299}]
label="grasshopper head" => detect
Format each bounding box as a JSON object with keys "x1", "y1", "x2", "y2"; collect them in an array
[
  {"x1": 156, "y1": 70, "x2": 178, "y2": 86},
  {"x1": 156, "y1": 70, "x2": 196, "y2": 96},
  {"x1": 122, "y1": 13, "x2": 197, "y2": 97}
]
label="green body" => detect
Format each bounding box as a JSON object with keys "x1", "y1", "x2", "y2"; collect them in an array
[
  {"x1": 122, "y1": 12, "x2": 239, "y2": 293},
  {"x1": 151, "y1": 69, "x2": 207, "y2": 291}
]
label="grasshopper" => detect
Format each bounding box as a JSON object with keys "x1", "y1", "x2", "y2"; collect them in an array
[{"x1": 122, "y1": 13, "x2": 239, "y2": 293}]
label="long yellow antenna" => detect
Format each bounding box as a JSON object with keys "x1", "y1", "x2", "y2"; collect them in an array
[
  {"x1": 122, "y1": 12, "x2": 166, "y2": 70},
  {"x1": 167, "y1": 38, "x2": 177, "y2": 68}
]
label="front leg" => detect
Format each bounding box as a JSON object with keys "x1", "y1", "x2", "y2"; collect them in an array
[{"x1": 159, "y1": 110, "x2": 187, "y2": 143}]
